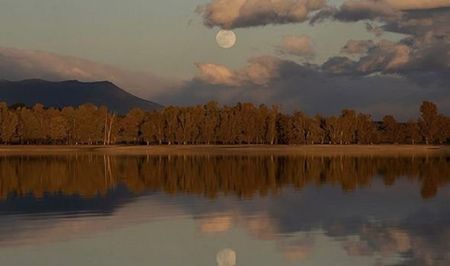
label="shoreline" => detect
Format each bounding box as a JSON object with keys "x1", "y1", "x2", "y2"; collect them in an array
[{"x1": 0, "y1": 145, "x2": 448, "y2": 156}]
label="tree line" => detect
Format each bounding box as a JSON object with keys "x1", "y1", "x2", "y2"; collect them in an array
[
  {"x1": 0, "y1": 101, "x2": 449, "y2": 145},
  {"x1": 0, "y1": 155, "x2": 447, "y2": 199}
]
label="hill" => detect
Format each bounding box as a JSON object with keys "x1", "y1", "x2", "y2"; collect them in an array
[{"x1": 0, "y1": 79, "x2": 162, "y2": 114}]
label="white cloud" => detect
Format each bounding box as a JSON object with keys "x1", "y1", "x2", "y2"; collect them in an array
[
  {"x1": 195, "y1": 63, "x2": 239, "y2": 86},
  {"x1": 195, "y1": 56, "x2": 282, "y2": 86},
  {"x1": 198, "y1": 0, "x2": 326, "y2": 29}
]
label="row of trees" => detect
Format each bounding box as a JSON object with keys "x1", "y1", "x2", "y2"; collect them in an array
[{"x1": 0, "y1": 101, "x2": 449, "y2": 145}]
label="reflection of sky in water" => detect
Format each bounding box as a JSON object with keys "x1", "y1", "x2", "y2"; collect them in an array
[
  {"x1": 0, "y1": 156, "x2": 449, "y2": 265},
  {"x1": 0, "y1": 181, "x2": 448, "y2": 265}
]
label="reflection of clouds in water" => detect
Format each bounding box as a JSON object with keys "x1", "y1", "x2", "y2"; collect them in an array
[
  {"x1": 195, "y1": 207, "x2": 449, "y2": 265},
  {"x1": 216, "y1": 248, "x2": 236, "y2": 266},
  {"x1": 0, "y1": 196, "x2": 186, "y2": 247},
  {"x1": 388, "y1": 229, "x2": 412, "y2": 253},
  {"x1": 280, "y1": 237, "x2": 315, "y2": 262},
  {"x1": 282, "y1": 245, "x2": 312, "y2": 262},
  {"x1": 240, "y1": 214, "x2": 278, "y2": 241},
  {"x1": 198, "y1": 212, "x2": 279, "y2": 239},
  {"x1": 340, "y1": 225, "x2": 446, "y2": 265},
  {"x1": 200, "y1": 212, "x2": 316, "y2": 263},
  {"x1": 1, "y1": 163, "x2": 450, "y2": 266},
  {"x1": 199, "y1": 214, "x2": 233, "y2": 234}
]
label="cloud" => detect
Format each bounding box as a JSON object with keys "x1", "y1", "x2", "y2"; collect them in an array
[
  {"x1": 365, "y1": 23, "x2": 384, "y2": 36},
  {"x1": 321, "y1": 56, "x2": 357, "y2": 74},
  {"x1": 355, "y1": 39, "x2": 412, "y2": 73},
  {"x1": 315, "y1": 5, "x2": 450, "y2": 80},
  {"x1": 327, "y1": 36, "x2": 449, "y2": 78},
  {"x1": 383, "y1": 0, "x2": 450, "y2": 10},
  {"x1": 157, "y1": 55, "x2": 450, "y2": 119},
  {"x1": 195, "y1": 63, "x2": 239, "y2": 86},
  {"x1": 195, "y1": 56, "x2": 282, "y2": 86},
  {"x1": 197, "y1": 0, "x2": 326, "y2": 29},
  {"x1": 334, "y1": 0, "x2": 399, "y2": 22},
  {"x1": 312, "y1": 0, "x2": 450, "y2": 24},
  {"x1": 277, "y1": 35, "x2": 316, "y2": 58},
  {"x1": 341, "y1": 40, "x2": 375, "y2": 55},
  {"x1": 0, "y1": 47, "x2": 179, "y2": 100}
]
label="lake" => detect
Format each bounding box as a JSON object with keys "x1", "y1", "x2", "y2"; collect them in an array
[{"x1": 0, "y1": 152, "x2": 449, "y2": 266}]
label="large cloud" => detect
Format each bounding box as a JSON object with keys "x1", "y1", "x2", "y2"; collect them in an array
[
  {"x1": 197, "y1": 0, "x2": 326, "y2": 29},
  {"x1": 0, "y1": 47, "x2": 179, "y2": 100},
  {"x1": 155, "y1": 55, "x2": 450, "y2": 119},
  {"x1": 313, "y1": 4, "x2": 450, "y2": 82}
]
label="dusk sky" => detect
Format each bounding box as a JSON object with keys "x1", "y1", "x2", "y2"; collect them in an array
[{"x1": 1, "y1": 0, "x2": 449, "y2": 119}]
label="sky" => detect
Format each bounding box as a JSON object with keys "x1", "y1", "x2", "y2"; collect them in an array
[{"x1": 0, "y1": 0, "x2": 449, "y2": 119}]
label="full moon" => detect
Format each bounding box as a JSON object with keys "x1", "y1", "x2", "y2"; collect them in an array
[{"x1": 216, "y1": 30, "x2": 237, "y2": 49}]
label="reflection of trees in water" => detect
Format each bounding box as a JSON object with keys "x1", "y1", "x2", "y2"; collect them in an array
[{"x1": 0, "y1": 155, "x2": 449, "y2": 200}]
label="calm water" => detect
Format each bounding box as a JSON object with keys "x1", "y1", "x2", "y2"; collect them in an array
[{"x1": 0, "y1": 154, "x2": 450, "y2": 266}]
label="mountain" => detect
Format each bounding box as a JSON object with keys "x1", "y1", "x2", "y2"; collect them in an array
[{"x1": 0, "y1": 79, "x2": 162, "y2": 114}]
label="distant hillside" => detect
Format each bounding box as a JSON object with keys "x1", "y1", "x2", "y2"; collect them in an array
[{"x1": 0, "y1": 79, "x2": 162, "y2": 114}]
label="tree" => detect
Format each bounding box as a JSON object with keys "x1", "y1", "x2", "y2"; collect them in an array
[
  {"x1": 103, "y1": 111, "x2": 116, "y2": 145},
  {"x1": 61, "y1": 106, "x2": 76, "y2": 144},
  {"x1": 405, "y1": 120, "x2": 421, "y2": 144},
  {"x1": 289, "y1": 112, "x2": 305, "y2": 144},
  {"x1": 119, "y1": 108, "x2": 145, "y2": 144},
  {"x1": 355, "y1": 113, "x2": 376, "y2": 144},
  {"x1": 32, "y1": 104, "x2": 49, "y2": 143},
  {"x1": 141, "y1": 111, "x2": 164, "y2": 145},
  {"x1": 276, "y1": 113, "x2": 290, "y2": 144},
  {"x1": 381, "y1": 115, "x2": 400, "y2": 144},
  {"x1": 18, "y1": 107, "x2": 41, "y2": 144},
  {"x1": 47, "y1": 108, "x2": 69, "y2": 144},
  {"x1": 305, "y1": 116, "x2": 322, "y2": 144},
  {"x1": 237, "y1": 103, "x2": 258, "y2": 144},
  {"x1": 163, "y1": 106, "x2": 179, "y2": 145},
  {"x1": 74, "y1": 104, "x2": 105, "y2": 144},
  {"x1": 324, "y1": 116, "x2": 344, "y2": 144},
  {"x1": 201, "y1": 102, "x2": 219, "y2": 144},
  {"x1": 265, "y1": 105, "x2": 279, "y2": 144},
  {"x1": 218, "y1": 106, "x2": 239, "y2": 144},
  {"x1": 419, "y1": 101, "x2": 440, "y2": 144},
  {"x1": 340, "y1": 109, "x2": 357, "y2": 144},
  {"x1": 0, "y1": 102, "x2": 18, "y2": 144}
]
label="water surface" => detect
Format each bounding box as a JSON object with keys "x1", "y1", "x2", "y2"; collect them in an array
[{"x1": 0, "y1": 153, "x2": 449, "y2": 266}]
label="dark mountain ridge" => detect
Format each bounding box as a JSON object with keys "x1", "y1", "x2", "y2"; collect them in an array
[{"x1": 0, "y1": 79, "x2": 162, "y2": 114}]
